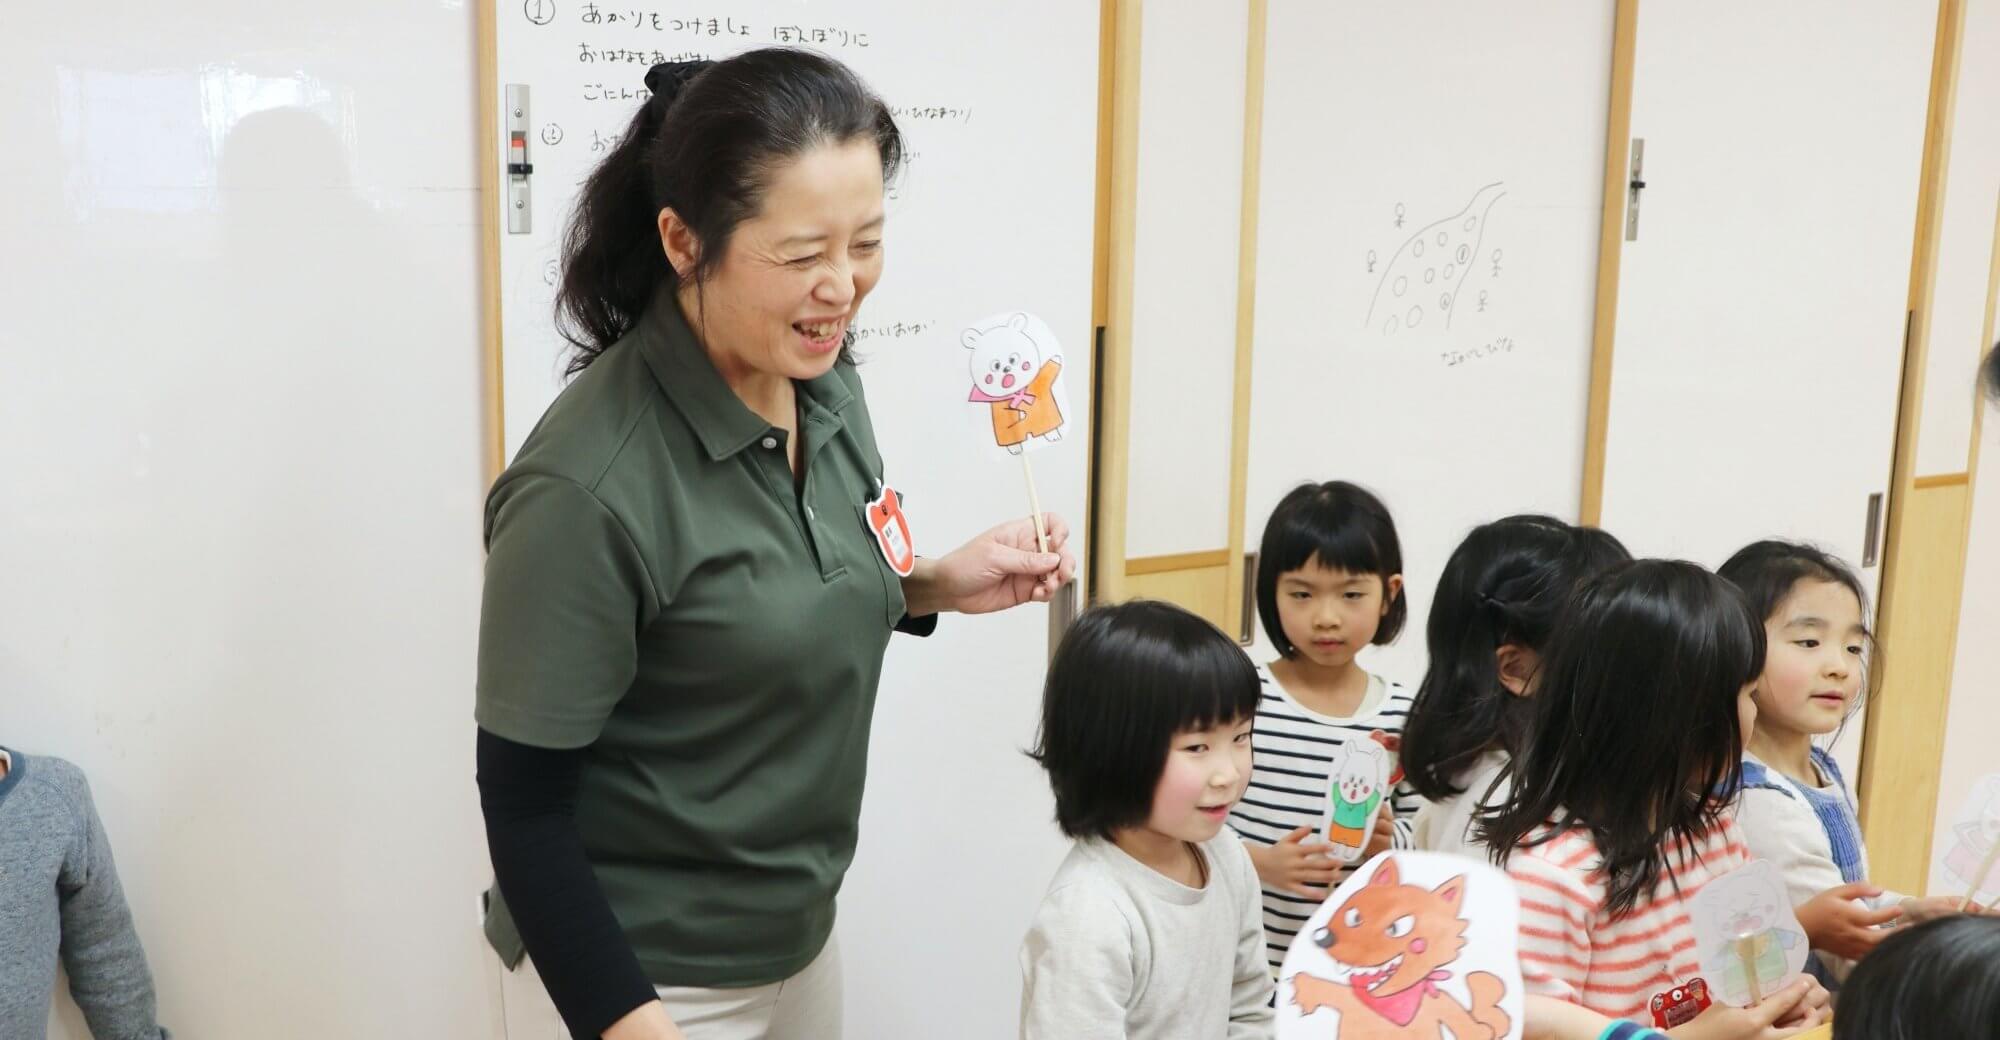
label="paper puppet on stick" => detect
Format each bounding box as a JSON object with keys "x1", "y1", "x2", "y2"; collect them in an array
[
  {"x1": 962, "y1": 312, "x2": 1069, "y2": 456},
  {"x1": 1690, "y1": 861, "x2": 1809, "y2": 1007},
  {"x1": 959, "y1": 311, "x2": 1071, "y2": 553},
  {"x1": 1278, "y1": 851, "x2": 1523, "y2": 1040},
  {"x1": 1321, "y1": 732, "x2": 1400, "y2": 862},
  {"x1": 1937, "y1": 772, "x2": 2000, "y2": 909}
]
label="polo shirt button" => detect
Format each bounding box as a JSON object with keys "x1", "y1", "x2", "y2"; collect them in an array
[{"x1": 761, "y1": 436, "x2": 779, "y2": 450}]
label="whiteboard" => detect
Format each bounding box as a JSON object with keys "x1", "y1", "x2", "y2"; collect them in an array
[
  {"x1": 4, "y1": 5, "x2": 499, "y2": 1039},
  {"x1": 1243, "y1": 0, "x2": 1615, "y2": 682},
  {"x1": 491, "y1": 3, "x2": 1099, "y2": 1036},
  {"x1": 1598, "y1": 0, "x2": 1937, "y2": 784}
]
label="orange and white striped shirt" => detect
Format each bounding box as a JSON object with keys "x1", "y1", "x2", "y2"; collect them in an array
[{"x1": 1508, "y1": 815, "x2": 1752, "y2": 1023}]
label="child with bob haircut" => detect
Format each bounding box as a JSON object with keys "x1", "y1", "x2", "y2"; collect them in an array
[
  {"x1": 1229, "y1": 480, "x2": 1420, "y2": 974},
  {"x1": 1019, "y1": 600, "x2": 1273, "y2": 1039}
]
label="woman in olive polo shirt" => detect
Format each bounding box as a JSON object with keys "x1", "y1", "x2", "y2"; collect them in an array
[{"x1": 475, "y1": 52, "x2": 1076, "y2": 1040}]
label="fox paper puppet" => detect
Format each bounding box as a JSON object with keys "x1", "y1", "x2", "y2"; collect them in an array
[{"x1": 1280, "y1": 852, "x2": 1523, "y2": 1040}]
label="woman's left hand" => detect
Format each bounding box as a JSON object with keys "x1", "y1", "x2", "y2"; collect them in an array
[{"x1": 903, "y1": 513, "x2": 1077, "y2": 617}]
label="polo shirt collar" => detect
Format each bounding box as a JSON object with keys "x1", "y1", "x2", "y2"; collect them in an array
[{"x1": 638, "y1": 286, "x2": 855, "y2": 461}]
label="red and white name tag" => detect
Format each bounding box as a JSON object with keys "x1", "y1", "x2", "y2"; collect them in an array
[
  {"x1": 1650, "y1": 978, "x2": 1712, "y2": 1029},
  {"x1": 866, "y1": 485, "x2": 915, "y2": 577}
]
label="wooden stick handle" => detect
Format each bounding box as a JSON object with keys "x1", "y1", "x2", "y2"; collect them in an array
[
  {"x1": 1734, "y1": 934, "x2": 1763, "y2": 1005},
  {"x1": 1962, "y1": 837, "x2": 2000, "y2": 912},
  {"x1": 1020, "y1": 451, "x2": 1049, "y2": 554}
]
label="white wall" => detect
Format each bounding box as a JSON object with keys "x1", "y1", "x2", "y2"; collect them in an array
[
  {"x1": 1, "y1": 2, "x2": 498, "y2": 1036},
  {"x1": 1122, "y1": 1, "x2": 1250, "y2": 560}
]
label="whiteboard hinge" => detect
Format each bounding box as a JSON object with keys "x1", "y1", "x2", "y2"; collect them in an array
[
  {"x1": 505, "y1": 84, "x2": 533, "y2": 234},
  {"x1": 1624, "y1": 138, "x2": 1646, "y2": 241}
]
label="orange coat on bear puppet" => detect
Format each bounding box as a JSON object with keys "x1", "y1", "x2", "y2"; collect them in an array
[{"x1": 989, "y1": 358, "x2": 1064, "y2": 449}]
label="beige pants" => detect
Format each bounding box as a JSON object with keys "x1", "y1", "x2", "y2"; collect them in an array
[{"x1": 497, "y1": 936, "x2": 843, "y2": 1040}]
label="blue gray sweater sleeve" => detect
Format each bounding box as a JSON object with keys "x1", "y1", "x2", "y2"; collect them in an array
[
  {"x1": 57, "y1": 763, "x2": 168, "y2": 1040},
  {"x1": 0, "y1": 755, "x2": 167, "y2": 1040}
]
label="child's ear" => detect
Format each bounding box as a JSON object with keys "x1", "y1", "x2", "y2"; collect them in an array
[
  {"x1": 1382, "y1": 573, "x2": 1404, "y2": 612},
  {"x1": 1495, "y1": 643, "x2": 1540, "y2": 697}
]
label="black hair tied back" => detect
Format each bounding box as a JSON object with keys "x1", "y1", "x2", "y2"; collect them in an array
[{"x1": 643, "y1": 60, "x2": 712, "y2": 119}]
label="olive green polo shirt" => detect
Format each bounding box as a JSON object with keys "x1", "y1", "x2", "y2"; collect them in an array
[{"x1": 477, "y1": 292, "x2": 913, "y2": 988}]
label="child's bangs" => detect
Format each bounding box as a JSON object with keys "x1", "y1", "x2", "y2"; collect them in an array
[
  {"x1": 1267, "y1": 508, "x2": 1394, "y2": 582},
  {"x1": 1148, "y1": 626, "x2": 1262, "y2": 733}
]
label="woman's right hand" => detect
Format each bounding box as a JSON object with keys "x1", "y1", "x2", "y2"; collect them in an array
[
  {"x1": 1249, "y1": 825, "x2": 1341, "y2": 900},
  {"x1": 603, "y1": 1001, "x2": 687, "y2": 1040},
  {"x1": 1667, "y1": 977, "x2": 1830, "y2": 1040}
]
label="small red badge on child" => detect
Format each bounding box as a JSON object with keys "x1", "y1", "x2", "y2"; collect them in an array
[
  {"x1": 866, "y1": 485, "x2": 915, "y2": 577},
  {"x1": 1650, "y1": 979, "x2": 1711, "y2": 1029}
]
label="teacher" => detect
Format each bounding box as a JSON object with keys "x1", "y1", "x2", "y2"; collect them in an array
[{"x1": 475, "y1": 49, "x2": 1075, "y2": 1040}]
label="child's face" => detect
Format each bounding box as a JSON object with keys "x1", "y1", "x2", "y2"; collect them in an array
[
  {"x1": 1144, "y1": 716, "x2": 1253, "y2": 845},
  {"x1": 1756, "y1": 579, "x2": 1865, "y2": 740},
  {"x1": 1276, "y1": 556, "x2": 1402, "y2": 668}
]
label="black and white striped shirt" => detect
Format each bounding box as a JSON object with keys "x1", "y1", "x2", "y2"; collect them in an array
[{"x1": 1226, "y1": 664, "x2": 1420, "y2": 974}]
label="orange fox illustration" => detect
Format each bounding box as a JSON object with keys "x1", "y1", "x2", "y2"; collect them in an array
[{"x1": 1290, "y1": 858, "x2": 1511, "y2": 1039}]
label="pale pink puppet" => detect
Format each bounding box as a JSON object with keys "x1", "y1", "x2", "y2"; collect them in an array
[
  {"x1": 1690, "y1": 861, "x2": 1809, "y2": 1007},
  {"x1": 1936, "y1": 772, "x2": 2000, "y2": 909},
  {"x1": 1279, "y1": 851, "x2": 1523, "y2": 1040}
]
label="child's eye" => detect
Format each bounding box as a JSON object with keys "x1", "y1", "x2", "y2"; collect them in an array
[
  {"x1": 1182, "y1": 743, "x2": 1209, "y2": 754},
  {"x1": 1795, "y1": 639, "x2": 1820, "y2": 649},
  {"x1": 1289, "y1": 591, "x2": 1311, "y2": 600},
  {"x1": 1344, "y1": 592, "x2": 1365, "y2": 600},
  {"x1": 1233, "y1": 731, "x2": 1252, "y2": 744}
]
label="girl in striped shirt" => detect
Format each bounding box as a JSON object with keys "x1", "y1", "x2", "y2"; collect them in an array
[
  {"x1": 1226, "y1": 480, "x2": 1422, "y2": 975},
  {"x1": 1478, "y1": 560, "x2": 1831, "y2": 1037}
]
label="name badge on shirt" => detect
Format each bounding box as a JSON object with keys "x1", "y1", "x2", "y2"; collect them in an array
[{"x1": 866, "y1": 484, "x2": 916, "y2": 577}]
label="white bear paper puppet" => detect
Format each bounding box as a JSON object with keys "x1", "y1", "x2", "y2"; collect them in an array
[
  {"x1": 961, "y1": 312, "x2": 1067, "y2": 455},
  {"x1": 1323, "y1": 737, "x2": 1392, "y2": 863}
]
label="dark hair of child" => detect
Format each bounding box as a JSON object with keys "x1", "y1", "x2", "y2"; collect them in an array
[
  {"x1": 1255, "y1": 480, "x2": 1406, "y2": 655},
  {"x1": 1402, "y1": 516, "x2": 1631, "y2": 800},
  {"x1": 1834, "y1": 914, "x2": 2000, "y2": 1040},
  {"x1": 1029, "y1": 600, "x2": 1262, "y2": 841},
  {"x1": 1476, "y1": 560, "x2": 1765, "y2": 917}
]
